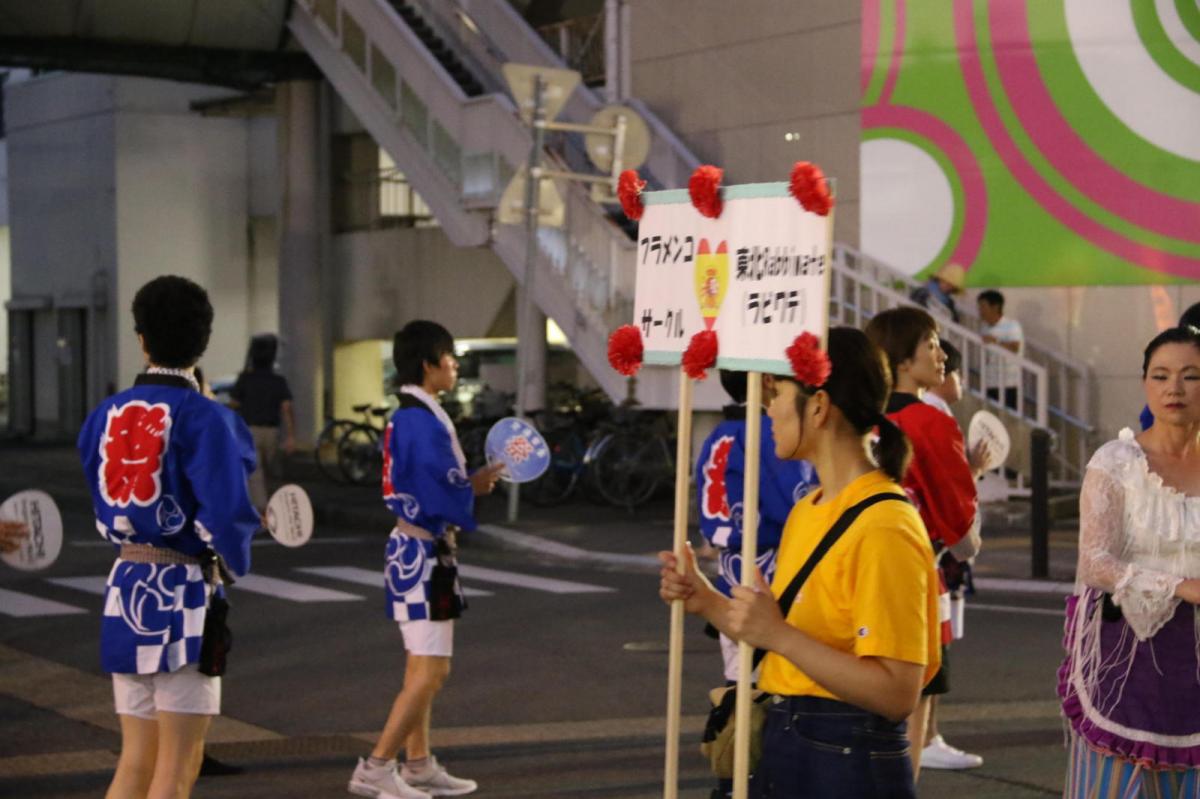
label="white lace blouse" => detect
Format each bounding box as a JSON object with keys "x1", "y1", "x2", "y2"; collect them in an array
[{"x1": 1076, "y1": 428, "x2": 1200, "y2": 640}]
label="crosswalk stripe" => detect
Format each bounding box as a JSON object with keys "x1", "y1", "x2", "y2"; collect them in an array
[
  {"x1": 0, "y1": 587, "x2": 88, "y2": 617},
  {"x1": 456, "y1": 564, "x2": 615, "y2": 594},
  {"x1": 296, "y1": 566, "x2": 493, "y2": 597},
  {"x1": 232, "y1": 574, "x2": 365, "y2": 603},
  {"x1": 46, "y1": 576, "x2": 109, "y2": 596}
]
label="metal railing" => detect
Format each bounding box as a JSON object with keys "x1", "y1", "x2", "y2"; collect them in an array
[
  {"x1": 536, "y1": 14, "x2": 606, "y2": 86},
  {"x1": 831, "y1": 244, "x2": 1095, "y2": 486}
]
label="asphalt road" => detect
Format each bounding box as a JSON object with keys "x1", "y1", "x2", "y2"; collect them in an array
[{"x1": 0, "y1": 449, "x2": 1074, "y2": 798}]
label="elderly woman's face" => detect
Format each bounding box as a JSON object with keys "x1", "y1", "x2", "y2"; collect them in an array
[{"x1": 1144, "y1": 342, "x2": 1200, "y2": 426}]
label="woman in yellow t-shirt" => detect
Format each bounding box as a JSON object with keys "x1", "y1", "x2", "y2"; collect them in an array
[{"x1": 660, "y1": 327, "x2": 941, "y2": 798}]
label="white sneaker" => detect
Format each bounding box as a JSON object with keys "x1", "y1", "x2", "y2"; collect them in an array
[
  {"x1": 921, "y1": 735, "x2": 984, "y2": 770},
  {"x1": 401, "y1": 755, "x2": 478, "y2": 797},
  {"x1": 348, "y1": 757, "x2": 433, "y2": 799}
]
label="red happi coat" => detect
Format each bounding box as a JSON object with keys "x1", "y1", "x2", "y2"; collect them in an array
[{"x1": 886, "y1": 392, "x2": 978, "y2": 645}]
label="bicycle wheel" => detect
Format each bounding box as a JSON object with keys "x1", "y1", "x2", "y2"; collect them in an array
[
  {"x1": 525, "y1": 429, "x2": 581, "y2": 507},
  {"x1": 337, "y1": 424, "x2": 382, "y2": 485},
  {"x1": 588, "y1": 430, "x2": 662, "y2": 509},
  {"x1": 314, "y1": 420, "x2": 356, "y2": 483}
]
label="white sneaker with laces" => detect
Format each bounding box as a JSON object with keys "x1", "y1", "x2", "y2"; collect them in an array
[
  {"x1": 348, "y1": 757, "x2": 433, "y2": 799},
  {"x1": 401, "y1": 755, "x2": 478, "y2": 797},
  {"x1": 921, "y1": 735, "x2": 984, "y2": 770}
]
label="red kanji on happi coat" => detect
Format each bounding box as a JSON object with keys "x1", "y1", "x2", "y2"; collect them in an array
[{"x1": 100, "y1": 401, "x2": 171, "y2": 508}]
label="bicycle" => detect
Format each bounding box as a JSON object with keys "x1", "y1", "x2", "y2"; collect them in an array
[
  {"x1": 314, "y1": 416, "x2": 359, "y2": 483},
  {"x1": 523, "y1": 384, "x2": 611, "y2": 506},
  {"x1": 586, "y1": 404, "x2": 676, "y2": 510},
  {"x1": 336, "y1": 403, "x2": 392, "y2": 485}
]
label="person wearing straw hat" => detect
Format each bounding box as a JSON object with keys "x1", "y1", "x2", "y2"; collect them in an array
[
  {"x1": 910, "y1": 263, "x2": 966, "y2": 324},
  {"x1": 660, "y1": 328, "x2": 941, "y2": 798}
]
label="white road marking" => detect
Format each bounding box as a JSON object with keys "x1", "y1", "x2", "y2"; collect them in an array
[
  {"x1": 45, "y1": 576, "x2": 108, "y2": 595},
  {"x1": 456, "y1": 564, "x2": 615, "y2": 594},
  {"x1": 296, "y1": 566, "x2": 492, "y2": 597},
  {"x1": 974, "y1": 577, "x2": 1074, "y2": 595},
  {"x1": 231, "y1": 574, "x2": 364, "y2": 603},
  {"x1": 967, "y1": 602, "x2": 1063, "y2": 617},
  {"x1": 0, "y1": 587, "x2": 88, "y2": 617}
]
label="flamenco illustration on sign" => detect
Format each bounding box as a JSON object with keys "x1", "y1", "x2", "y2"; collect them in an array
[{"x1": 694, "y1": 239, "x2": 729, "y2": 331}]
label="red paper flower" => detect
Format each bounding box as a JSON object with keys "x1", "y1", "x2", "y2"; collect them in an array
[
  {"x1": 688, "y1": 165, "x2": 724, "y2": 219},
  {"x1": 682, "y1": 330, "x2": 719, "y2": 380},
  {"x1": 607, "y1": 325, "x2": 644, "y2": 376},
  {"x1": 617, "y1": 169, "x2": 647, "y2": 221},
  {"x1": 788, "y1": 161, "x2": 835, "y2": 217},
  {"x1": 785, "y1": 332, "x2": 832, "y2": 388}
]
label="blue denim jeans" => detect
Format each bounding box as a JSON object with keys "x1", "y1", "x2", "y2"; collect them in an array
[{"x1": 751, "y1": 696, "x2": 915, "y2": 799}]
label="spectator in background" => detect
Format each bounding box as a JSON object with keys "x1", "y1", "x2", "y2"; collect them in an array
[
  {"x1": 230, "y1": 334, "x2": 295, "y2": 514},
  {"x1": 1140, "y1": 301, "x2": 1200, "y2": 430},
  {"x1": 923, "y1": 340, "x2": 992, "y2": 477},
  {"x1": 910, "y1": 263, "x2": 966, "y2": 324},
  {"x1": 978, "y1": 290, "x2": 1024, "y2": 412}
]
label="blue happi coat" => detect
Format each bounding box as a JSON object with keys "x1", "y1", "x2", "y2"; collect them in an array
[
  {"x1": 77, "y1": 374, "x2": 260, "y2": 674},
  {"x1": 695, "y1": 410, "x2": 818, "y2": 596},
  {"x1": 381, "y1": 390, "x2": 474, "y2": 622}
]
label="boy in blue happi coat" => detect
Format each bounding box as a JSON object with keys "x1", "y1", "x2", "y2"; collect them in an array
[
  {"x1": 349, "y1": 320, "x2": 503, "y2": 799},
  {"x1": 78, "y1": 275, "x2": 259, "y2": 799}
]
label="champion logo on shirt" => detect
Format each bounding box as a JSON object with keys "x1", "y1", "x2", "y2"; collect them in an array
[
  {"x1": 100, "y1": 400, "x2": 172, "y2": 508},
  {"x1": 858, "y1": 626, "x2": 870, "y2": 638}
]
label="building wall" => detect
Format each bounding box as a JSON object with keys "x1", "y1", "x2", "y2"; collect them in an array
[
  {"x1": 983, "y1": 285, "x2": 1200, "y2": 443},
  {"x1": 113, "y1": 89, "x2": 254, "y2": 389},
  {"x1": 332, "y1": 226, "x2": 515, "y2": 342},
  {"x1": 5, "y1": 73, "x2": 278, "y2": 436},
  {"x1": 628, "y1": 0, "x2": 862, "y2": 246}
]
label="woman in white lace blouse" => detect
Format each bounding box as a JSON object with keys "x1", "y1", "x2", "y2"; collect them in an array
[{"x1": 1059, "y1": 325, "x2": 1200, "y2": 797}]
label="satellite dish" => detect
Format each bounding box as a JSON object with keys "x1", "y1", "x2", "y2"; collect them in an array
[{"x1": 585, "y1": 104, "x2": 650, "y2": 173}]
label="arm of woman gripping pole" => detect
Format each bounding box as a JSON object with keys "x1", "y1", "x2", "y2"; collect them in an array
[
  {"x1": 658, "y1": 543, "x2": 731, "y2": 624},
  {"x1": 727, "y1": 568, "x2": 925, "y2": 722}
]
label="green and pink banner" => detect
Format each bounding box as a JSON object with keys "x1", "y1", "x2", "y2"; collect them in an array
[{"x1": 860, "y1": 0, "x2": 1200, "y2": 285}]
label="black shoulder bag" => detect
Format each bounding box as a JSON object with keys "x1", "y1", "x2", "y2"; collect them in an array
[{"x1": 700, "y1": 492, "x2": 910, "y2": 778}]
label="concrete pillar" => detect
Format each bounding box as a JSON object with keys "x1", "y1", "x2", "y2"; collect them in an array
[
  {"x1": 277, "y1": 81, "x2": 325, "y2": 446},
  {"x1": 515, "y1": 288, "x2": 546, "y2": 415}
]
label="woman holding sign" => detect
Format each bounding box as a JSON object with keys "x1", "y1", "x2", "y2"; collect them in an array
[
  {"x1": 348, "y1": 320, "x2": 502, "y2": 799},
  {"x1": 1059, "y1": 325, "x2": 1200, "y2": 797},
  {"x1": 660, "y1": 327, "x2": 941, "y2": 798},
  {"x1": 77, "y1": 276, "x2": 260, "y2": 799}
]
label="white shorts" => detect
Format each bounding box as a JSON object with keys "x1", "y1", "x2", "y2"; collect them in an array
[
  {"x1": 398, "y1": 619, "x2": 454, "y2": 657},
  {"x1": 113, "y1": 665, "x2": 221, "y2": 719},
  {"x1": 719, "y1": 633, "x2": 762, "y2": 683}
]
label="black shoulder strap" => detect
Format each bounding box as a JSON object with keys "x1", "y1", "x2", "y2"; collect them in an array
[{"x1": 751, "y1": 492, "x2": 909, "y2": 670}]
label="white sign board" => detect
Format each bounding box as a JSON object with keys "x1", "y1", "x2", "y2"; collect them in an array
[{"x1": 633, "y1": 183, "x2": 831, "y2": 373}]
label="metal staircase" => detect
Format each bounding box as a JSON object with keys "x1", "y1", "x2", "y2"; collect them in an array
[{"x1": 290, "y1": 0, "x2": 721, "y2": 411}]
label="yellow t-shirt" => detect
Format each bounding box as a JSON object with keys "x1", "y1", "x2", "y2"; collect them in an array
[{"x1": 758, "y1": 470, "x2": 942, "y2": 698}]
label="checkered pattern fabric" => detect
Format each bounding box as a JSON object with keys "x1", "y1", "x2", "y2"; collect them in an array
[
  {"x1": 385, "y1": 530, "x2": 436, "y2": 622},
  {"x1": 100, "y1": 560, "x2": 211, "y2": 674}
]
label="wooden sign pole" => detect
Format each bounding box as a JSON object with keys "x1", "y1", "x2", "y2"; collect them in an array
[
  {"x1": 663, "y1": 368, "x2": 694, "y2": 799},
  {"x1": 732, "y1": 372, "x2": 762, "y2": 799}
]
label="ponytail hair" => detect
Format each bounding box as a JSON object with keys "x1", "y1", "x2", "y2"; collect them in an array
[
  {"x1": 792, "y1": 327, "x2": 912, "y2": 482},
  {"x1": 873, "y1": 415, "x2": 912, "y2": 484}
]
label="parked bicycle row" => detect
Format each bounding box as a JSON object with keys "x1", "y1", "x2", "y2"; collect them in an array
[{"x1": 313, "y1": 382, "x2": 677, "y2": 510}]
